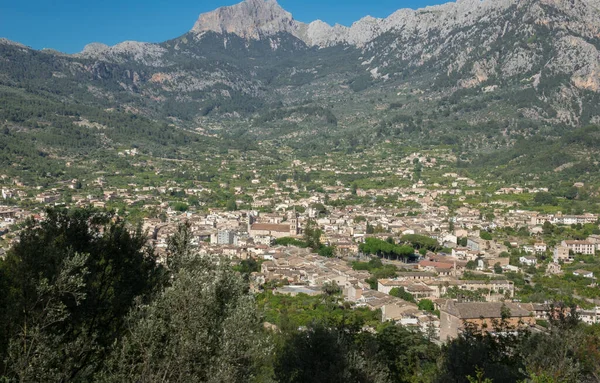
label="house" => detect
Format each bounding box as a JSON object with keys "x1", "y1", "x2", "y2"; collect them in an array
[
  {"x1": 378, "y1": 279, "x2": 409, "y2": 295},
  {"x1": 248, "y1": 211, "x2": 299, "y2": 239},
  {"x1": 439, "y1": 301, "x2": 536, "y2": 342},
  {"x1": 519, "y1": 256, "x2": 537, "y2": 266},
  {"x1": 467, "y1": 237, "x2": 489, "y2": 252},
  {"x1": 35, "y1": 193, "x2": 60, "y2": 204},
  {"x1": 546, "y1": 262, "x2": 562, "y2": 275},
  {"x1": 573, "y1": 270, "x2": 595, "y2": 279},
  {"x1": 579, "y1": 307, "x2": 600, "y2": 325},
  {"x1": 553, "y1": 245, "x2": 572, "y2": 263},
  {"x1": 212, "y1": 230, "x2": 235, "y2": 245},
  {"x1": 561, "y1": 240, "x2": 595, "y2": 256},
  {"x1": 534, "y1": 242, "x2": 547, "y2": 254}
]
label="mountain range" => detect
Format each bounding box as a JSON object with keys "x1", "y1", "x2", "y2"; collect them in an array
[{"x1": 1, "y1": 0, "x2": 600, "y2": 184}]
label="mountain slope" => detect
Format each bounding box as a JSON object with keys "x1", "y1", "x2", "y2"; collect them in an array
[{"x1": 1, "y1": 0, "x2": 600, "y2": 184}]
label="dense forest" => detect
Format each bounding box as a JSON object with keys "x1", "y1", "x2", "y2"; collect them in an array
[{"x1": 0, "y1": 208, "x2": 599, "y2": 382}]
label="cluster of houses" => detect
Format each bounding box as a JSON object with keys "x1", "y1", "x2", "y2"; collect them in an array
[{"x1": 1, "y1": 159, "x2": 599, "y2": 341}]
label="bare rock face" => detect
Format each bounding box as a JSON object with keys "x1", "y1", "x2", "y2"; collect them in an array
[
  {"x1": 77, "y1": 41, "x2": 167, "y2": 67},
  {"x1": 191, "y1": 0, "x2": 297, "y2": 40},
  {"x1": 187, "y1": 0, "x2": 600, "y2": 52},
  {"x1": 186, "y1": 0, "x2": 519, "y2": 48},
  {"x1": 80, "y1": 43, "x2": 110, "y2": 56},
  {"x1": 0, "y1": 38, "x2": 28, "y2": 49}
]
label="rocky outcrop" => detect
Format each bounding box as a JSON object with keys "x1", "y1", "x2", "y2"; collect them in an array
[
  {"x1": 191, "y1": 0, "x2": 297, "y2": 40},
  {"x1": 187, "y1": 0, "x2": 521, "y2": 48},
  {"x1": 0, "y1": 38, "x2": 28, "y2": 49},
  {"x1": 77, "y1": 41, "x2": 168, "y2": 67}
]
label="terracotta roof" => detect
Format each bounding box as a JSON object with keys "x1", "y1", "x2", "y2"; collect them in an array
[
  {"x1": 250, "y1": 223, "x2": 290, "y2": 232},
  {"x1": 443, "y1": 301, "x2": 533, "y2": 319},
  {"x1": 397, "y1": 272, "x2": 436, "y2": 277},
  {"x1": 420, "y1": 260, "x2": 454, "y2": 268}
]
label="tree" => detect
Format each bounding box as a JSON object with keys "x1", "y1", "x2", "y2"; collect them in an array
[
  {"x1": 401, "y1": 234, "x2": 440, "y2": 252},
  {"x1": 322, "y1": 281, "x2": 342, "y2": 297},
  {"x1": 366, "y1": 222, "x2": 375, "y2": 234},
  {"x1": 101, "y1": 257, "x2": 268, "y2": 383},
  {"x1": 226, "y1": 199, "x2": 238, "y2": 211},
  {"x1": 520, "y1": 306, "x2": 594, "y2": 383},
  {"x1": 485, "y1": 213, "x2": 495, "y2": 222},
  {"x1": 373, "y1": 324, "x2": 440, "y2": 383},
  {"x1": 311, "y1": 203, "x2": 328, "y2": 217},
  {"x1": 0, "y1": 208, "x2": 164, "y2": 380},
  {"x1": 418, "y1": 299, "x2": 435, "y2": 312},
  {"x1": 4, "y1": 252, "x2": 90, "y2": 382},
  {"x1": 563, "y1": 187, "x2": 578, "y2": 200},
  {"x1": 494, "y1": 262, "x2": 503, "y2": 274},
  {"x1": 543, "y1": 221, "x2": 555, "y2": 235},
  {"x1": 534, "y1": 192, "x2": 557, "y2": 206},
  {"x1": 274, "y1": 323, "x2": 390, "y2": 383},
  {"x1": 467, "y1": 368, "x2": 494, "y2": 383},
  {"x1": 303, "y1": 219, "x2": 323, "y2": 251},
  {"x1": 318, "y1": 245, "x2": 336, "y2": 258},
  {"x1": 165, "y1": 222, "x2": 194, "y2": 272},
  {"x1": 389, "y1": 287, "x2": 416, "y2": 303},
  {"x1": 172, "y1": 202, "x2": 189, "y2": 212},
  {"x1": 437, "y1": 323, "x2": 527, "y2": 383},
  {"x1": 480, "y1": 231, "x2": 493, "y2": 241}
]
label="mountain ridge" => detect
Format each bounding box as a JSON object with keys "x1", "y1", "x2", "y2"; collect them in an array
[{"x1": 1, "y1": 0, "x2": 600, "y2": 180}]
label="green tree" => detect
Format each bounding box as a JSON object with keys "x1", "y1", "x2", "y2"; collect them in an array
[
  {"x1": 318, "y1": 245, "x2": 336, "y2": 258},
  {"x1": 101, "y1": 257, "x2": 268, "y2": 382},
  {"x1": 534, "y1": 192, "x2": 557, "y2": 206},
  {"x1": 418, "y1": 299, "x2": 435, "y2": 312},
  {"x1": 373, "y1": 324, "x2": 440, "y2": 382},
  {"x1": 226, "y1": 199, "x2": 238, "y2": 211},
  {"x1": 494, "y1": 263, "x2": 503, "y2": 274},
  {"x1": 437, "y1": 323, "x2": 527, "y2": 383},
  {"x1": 165, "y1": 222, "x2": 194, "y2": 272},
  {"x1": 0, "y1": 208, "x2": 164, "y2": 380},
  {"x1": 543, "y1": 221, "x2": 555, "y2": 235},
  {"x1": 172, "y1": 202, "x2": 189, "y2": 212},
  {"x1": 389, "y1": 287, "x2": 416, "y2": 303},
  {"x1": 4, "y1": 252, "x2": 90, "y2": 382},
  {"x1": 322, "y1": 281, "x2": 342, "y2": 297},
  {"x1": 480, "y1": 231, "x2": 493, "y2": 241},
  {"x1": 274, "y1": 323, "x2": 389, "y2": 383},
  {"x1": 303, "y1": 219, "x2": 322, "y2": 251}
]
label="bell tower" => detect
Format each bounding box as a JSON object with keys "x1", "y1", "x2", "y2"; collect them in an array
[{"x1": 289, "y1": 209, "x2": 298, "y2": 236}]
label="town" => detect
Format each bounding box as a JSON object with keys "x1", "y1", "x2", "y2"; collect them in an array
[{"x1": 1, "y1": 149, "x2": 599, "y2": 343}]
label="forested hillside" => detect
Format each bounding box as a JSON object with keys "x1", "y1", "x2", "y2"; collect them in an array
[{"x1": 2, "y1": 0, "x2": 600, "y2": 185}]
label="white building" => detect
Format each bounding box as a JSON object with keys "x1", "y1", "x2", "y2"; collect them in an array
[
  {"x1": 561, "y1": 240, "x2": 595, "y2": 256},
  {"x1": 519, "y1": 256, "x2": 537, "y2": 266}
]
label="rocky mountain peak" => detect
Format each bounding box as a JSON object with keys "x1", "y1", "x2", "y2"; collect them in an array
[
  {"x1": 191, "y1": 0, "x2": 297, "y2": 40},
  {"x1": 0, "y1": 38, "x2": 28, "y2": 49},
  {"x1": 80, "y1": 42, "x2": 110, "y2": 56}
]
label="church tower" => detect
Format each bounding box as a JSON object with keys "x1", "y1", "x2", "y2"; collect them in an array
[{"x1": 289, "y1": 209, "x2": 298, "y2": 236}]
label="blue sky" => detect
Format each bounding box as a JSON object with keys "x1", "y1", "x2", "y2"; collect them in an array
[{"x1": 0, "y1": 0, "x2": 449, "y2": 54}]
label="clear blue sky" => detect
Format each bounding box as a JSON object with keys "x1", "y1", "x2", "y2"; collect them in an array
[{"x1": 0, "y1": 0, "x2": 449, "y2": 54}]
